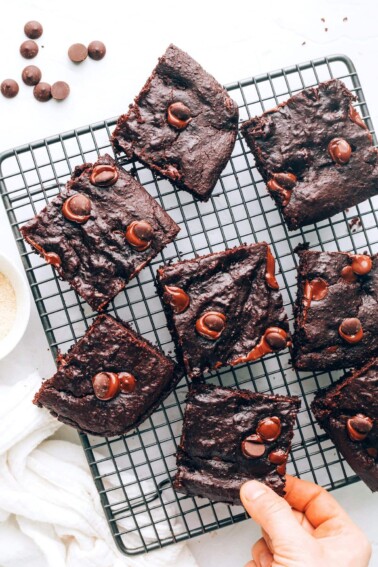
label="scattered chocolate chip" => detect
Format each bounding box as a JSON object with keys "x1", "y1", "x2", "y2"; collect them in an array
[
  {"x1": 88, "y1": 40, "x2": 106, "y2": 61},
  {"x1": 241, "y1": 434, "x2": 266, "y2": 458},
  {"x1": 167, "y1": 102, "x2": 192, "y2": 129},
  {"x1": 163, "y1": 285, "x2": 190, "y2": 314},
  {"x1": 351, "y1": 254, "x2": 372, "y2": 276},
  {"x1": 328, "y1": 138, "x2": 352, "y2": 165},
  {"x1": 33, "y1": 81, "x2": 51, "y2": 102},
  {"x1": 62, "y1": 194, "x2": 91, "y2": 224},
  {"x1": 195, "y1": 311, "x2": 226, "y2": 340},
  {"x1": 265, "y1": 330, "x2": 287, "y2": 351},
  {"x1": 257, "y1": 416, "x2": 282, "y2": 442},
  {"x1": 24, "y1": 20, "x2": 43, "y2": 39},
  {"x1": 1, "y1": 79, "x2": 19, "y2": 99},
  {"x1": 339, "y1": 317, "x2": 363, "y2": 343},
  {"x1": 90, "y1": 164, "x2": 119, "y2": 187},
  {"x1": 92, "y1": 372, "x2": 120, "y2": 400},
  {"x1": 20, "y1": 39, "x2": 39, "y2": 59},
  {"x1": 268, "y1": 449, "x2": 288, "y2": 465},
  {"x1": 22, "y1": 65, "x2": 41, "y2": 86},
  {"x1": 51, "y1": 81, "x2": 70, "y2": 101},
  {"x1": 44, "y1": 251, "x2": 61, "y2": 267},
  {"x1": 68, "y1": 43, "x2": 88, "y2": 63},
  {"x1": 125, "y1": 220, "x2": 153, "y2": 251},
  {"x1": 118, "y1": 372, "x2": 136, "y2": 393},
  {"x1": 346, "y1": 414, "x2": 373, "y2": 441}
]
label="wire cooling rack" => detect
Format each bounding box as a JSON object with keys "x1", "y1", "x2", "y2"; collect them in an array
[{"x1": 0, "y1": 54, "x2": 377, "y2": 556}]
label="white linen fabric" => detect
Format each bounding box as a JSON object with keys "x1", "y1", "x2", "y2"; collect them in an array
[{"x1": 0, "y1": 373, "x2": 198, "y2": 567}]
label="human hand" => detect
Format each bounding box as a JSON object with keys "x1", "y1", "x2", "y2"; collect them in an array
[{"x1": 240, "y1": 475, "x2": 371, "y2": 567}]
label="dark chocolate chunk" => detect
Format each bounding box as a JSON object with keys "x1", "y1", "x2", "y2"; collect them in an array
[
  {"x1": 87, "y1": 40, "x2": 106, "y2": 61},
  {"x1": 20, "y1": 39, "x2": 39, "y2": 59},
  {"x1": 22, "y1": 65, "x2": 42, "y2": 86},
  {"x1": 1, "y1": 79, "x2": 19, "y2": 99},
  {"x1": 24, "y1": 20, "x2": 43, "y2": 39}
]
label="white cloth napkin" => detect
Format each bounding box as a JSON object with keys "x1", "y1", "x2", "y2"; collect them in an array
[{"x1": 0, "y1": 373, "x2": 198, "y2": 567}]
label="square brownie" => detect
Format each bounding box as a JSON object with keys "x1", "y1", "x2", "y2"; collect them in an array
[
  {"x1": 174, "y1": 383, "x2": 300, "y2": 504},
  {"x1": 21, "y1": 154, "x2": 179, "y2": 311},
  {"x1": 157, "y1": 243, "x2": 290, "y2": 379},
  {"x1": 241, "y1": 79, "x2": 378, "y2": 230},
  {"x1": 312, "y1": 358, "x2": 378, "y2": 491},
  {"x1": 293, "y1": 248, "x2": 378, "y2": 371},
  {"x1": 111, "y1": 44, "x2": 239, "y2": 201},
  {"x1": 33, "y1": 314, "x2": 182, "y2": 437}
]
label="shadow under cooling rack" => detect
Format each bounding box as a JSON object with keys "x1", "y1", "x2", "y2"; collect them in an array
[{"x1": 0, "y1": 54, "x2": 376, "y2": 556}]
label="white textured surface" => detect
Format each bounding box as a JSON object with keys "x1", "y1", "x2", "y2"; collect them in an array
[{"x1": 0, "y1": 0, "x2": 377, "y2": 565}]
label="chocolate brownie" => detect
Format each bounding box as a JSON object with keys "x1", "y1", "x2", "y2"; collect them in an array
[
  {"x1": 293, "y1": 248, "x2": 378, "y2": 370},
  {"x1": 33, "y1": 314, "x2": 182, "y2": 437},
  {"x1": 21, "y1": 154, "x2": 179, "y2": 311},
  {"x1": 156, "y1": 243, "x2": 290, "y2": 379},
  {"x1": 312, "y1": 358, "x2": 378, "y2": 491},
  {"x1": 241, "y1": 79, "x2": 378, "y2": 230},
  {"x1": 111, "y1": 44, "x2": 239, "y2": 201},
  {"x1": 174, "y1": 383, "x2": 300, "y2": 504}
]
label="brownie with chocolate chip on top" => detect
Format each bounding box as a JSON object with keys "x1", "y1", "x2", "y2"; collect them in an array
[
  {"x1": 174, "y1": 383, "x2": 300, "y2": 504},
  {"x1": 241, "y1": 79, "x2": 378, "y2": 230},
  {"x1": 293, "y1": 248, "x2": 378, "y2": 370},
  {"x1": 33, "y1": 314, "x2": 182, "y2": 437},
  {"x1": 21, "y1": 154, "x2": 179, "y2": 311},
  {"x1": 156, "y1": 242, "x2": 290, "y2": 379},
  {"x1": 111, "y1": 44, "x2": 239, "y2": 201},
  {"x1": 312, "y1": 357, "x2": 378, "y2": 491}
]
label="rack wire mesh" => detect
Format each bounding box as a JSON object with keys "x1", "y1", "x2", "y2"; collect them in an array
[{"x1": 0, "y1": 54, "x2": 376, "y2": 556}]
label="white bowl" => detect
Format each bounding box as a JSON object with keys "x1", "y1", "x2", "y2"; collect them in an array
[{"x1": 0, "y1": 254, "x2": 31, "y2": 360}]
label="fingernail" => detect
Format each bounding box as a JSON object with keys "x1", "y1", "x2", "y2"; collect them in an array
[
  {"x1": 259, "y1": 550, "x2": 272, "y2": 567},
  {"x1": 242, "y1": 480, "x2": 267, "y2": 502}
]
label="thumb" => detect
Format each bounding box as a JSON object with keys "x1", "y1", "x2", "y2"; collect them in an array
[{"x1": 240, "y1": 480, "x2": 307, "y2": 546}]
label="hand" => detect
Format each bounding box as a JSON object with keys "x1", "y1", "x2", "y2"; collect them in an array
[{"x1": 240, "y1": 475, "x2": 371, "y2": 567}]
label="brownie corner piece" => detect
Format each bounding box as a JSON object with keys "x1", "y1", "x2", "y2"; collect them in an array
[
  {"x1": 311, "y1": 357, "x2": 378, "y2": 491},
  {"x1": 33, "y1": 314, "x2": 182, "y2": 437},
  {"x1": 111, "y1": 44, "x2": 239, "y2": 201},
  {"x1": 241, "y1": 79, "x2": 378, "y2": 230},
  {"x1": 21, "y1": 154, "x2": 179, "y2": 311},
  {"x1": 156, "y1": 242, "x2": 290, "y2": 379},
  {"x1": 174, "y1": 383, "x2": 300, "y2": 505},
  {"x1": 292, "y1": 248, "x2": 378, "y2": 371}
]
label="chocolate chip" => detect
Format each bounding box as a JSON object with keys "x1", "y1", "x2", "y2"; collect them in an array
[
  {"x1": 22, "y1": 65, "x2": 42, "y2": 86},
  {"x1": 92, "y1": 372, "x2": 120, "y2": 401},
  {"x1": 163, "y1": 285, "x2": 190, "y2": 314},
  {"x1": 118, "y1": 372, "x2": 136, "y2": 393},
  {"x1": 351, "y1": 254, "x2": 372, "y2": 276},
  {"x1": 62, "y1": 194, "x2": 91, "y2": 224},
  {"x1": 309, "y1": 278, "x2": 328, "y2": 301},
  {"x1": 257, "y1": 416, "x2": 282, "y2": 442},
  {"x1": 20, "y1": 39, "x2": 39, "y2": 59},
  {"x1": 44, "y1": 251, "x2": 61, "y2": 267},
  {"x1": 265, "y1": 330, "x2": 287, "y2": 351},
  {"x1": 349, "y1": 105, "x2": 367, "y2": 130},
  {"x1": 125, "y1": 221, "x2": 153, "y2": 251},
  {"x1": 1, "y1": 79, "x2": 19, "y2": 99},
  {"x1": 272, "y1": 172, "x2": 297, "y2": 189},
  {"x1": 277, "y1": 464, "x2": 286, "y2": 476},
  {"x1": 266, "y1": 246, "x2": 279, "y2": 290},
  {"x1": 241, "y1": 435, "x2": 266, "y2": 458},
  {"x1": 167, "y1": 102, "x2": 192, "y2": 129},
  {"x1": 328, "y1": 138, "x2": 352, "y2": 165},
  {"x1": 68, "y1": 43, "x2": 88, "y2": 63},
  {"x1": 347, "y1": 414, "x2": 373, "y2": 441},
  {"x1": 195, "y1": 311, "x2": 226, "y2": 340},
  {"x1": 339, "y1": 317, "x2": 363, "y2": 343},
  {"x1": 88, "y1": 40, "x2": 106, "y2": 61},
  {"x1": 24, "y1": 20, "x2": 43, "y2": 39},
  {"x1": 51, "y1": 81, "x2": 70, "y2": 101},
  {"x1": 341, "y1": 265, "x2": 358, "y2": 283},
  {"x1": 268, "y1": 449, "x2": 288, "y2": 465},
  {"x1": 33, "y1": 82, "x2": 51, "y2": 102},
  {"x1": 90, "y1": 164, "x2": 119, "y2": 187}
]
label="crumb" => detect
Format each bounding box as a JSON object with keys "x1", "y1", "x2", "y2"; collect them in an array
[
  {"x1": 325, "y1": 27, "x2": 328, "y2": 32},
  {"x1": 302, "y1": 41, "x2": 306, "y2": 46},
  {"x1": 321, "y1": 17, "x2": 325, "y2": 22},
  {"x1": 343, "y1": 17, "x2": 348, "y2": 22}
]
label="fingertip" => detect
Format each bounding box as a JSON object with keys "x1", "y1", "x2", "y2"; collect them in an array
[{"x1": 240, "y1": 480, "x2": 268, "y2": 504}]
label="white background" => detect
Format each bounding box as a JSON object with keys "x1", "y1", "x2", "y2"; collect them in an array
[{"x1": 0, "y1": 0, "x2": 377, "y2": 565}]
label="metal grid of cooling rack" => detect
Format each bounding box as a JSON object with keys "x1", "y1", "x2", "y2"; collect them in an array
[{"x1": 0, "y1": 54, "x2": 377, "y2": 556}]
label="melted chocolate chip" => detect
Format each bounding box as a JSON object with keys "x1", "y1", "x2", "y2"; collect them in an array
[
  {"x1": 20, "y1": 39, "x2": 39, "y2": 59},
  {"x1": 267, "y1": 177, "x2": 293, "y2": 207},
  {"x1": 24, "y1": 20, "x2": 43, "y2": 39},
  {"x1": 276, "y1": 463, "x2": 286, "y2": 476},
  {"x1": 347, "y1": 414, "x2": 373, "y2": 441},
  {"x1": 268, "y1": 449, "x2": 288, "y2": 465},
  {"x1": 257, "y1": 416, "x2": 282, "y2": 442},
  {"x1": 241, "y1": 434, "x2": 266, "y2": 458},
  {"x1": 349, "y1": 105, "x2": 368, "y2": 130},
  {"x1": 350, "y1": 254, "x2": 372, "y2": 276},
  {"x1": 118, "y1": 372, "x2": 136, "y2": 393},
  {"x1": 195, "y1": 311, "x2": 226, "y2": 340},
  {"x1": 328, "y1": 138, "x2": 352, "y2": 165},
  {"x1": 44, "y1": 251, "x2": 61, "y2": 267},
  {"x1": 92, "y1": 371, "x2": 120, "y2": 400},
  {"x1": 341, "y1": 265, "x2": 358, "y2": 283},
  {"x1": 163, "y1": 285, "x2": 190, "y2": 314},
  {"x1": 339, "y1": 318, "x2": 363, "y2": 343},
  {"x1": 265, "y1": 330, "x2": 287, "y2": 351},
  {"x1": 90, "y1": 164, "x2": 119, "y2": 187},
  {"x1": 309, "y1": 278, "x2": 328, "y2": 301},
  {"x1": 272, "y1": 172, "x2": 297, "y2": 189},
  {"x1": 125, "y1": 220, "x2": 153, "y2": 251},
  {"x1": 266, "y1": 246, "x2": 279, "y2": 290},
  {"x1": 231, "y1": 327, "x2": 288, "y2": 365},
  {"x1": 167, "y1": 102, "x2": 192, "y2": 129},
  {"x1": 62, "y1": 194, "x2": 91, "y2": 223}
]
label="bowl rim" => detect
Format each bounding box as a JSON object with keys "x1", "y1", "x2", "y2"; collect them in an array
[{"x1": 0, "y1": 252, "x2": 31, "y2": 360}]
